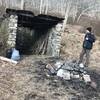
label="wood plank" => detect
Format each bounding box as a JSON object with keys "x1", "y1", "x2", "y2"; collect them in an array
[{"x1": 0, "y1": 56, "x2": 18, "y2": 64}]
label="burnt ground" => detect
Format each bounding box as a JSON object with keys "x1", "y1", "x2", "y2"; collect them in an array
[{"x1": 0, "y1": 56, "x2": 100, "y2": 100}]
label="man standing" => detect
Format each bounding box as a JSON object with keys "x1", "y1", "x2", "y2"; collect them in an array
[{"x1": 79, "y1": 27, "x2": 96, "y2": 67}]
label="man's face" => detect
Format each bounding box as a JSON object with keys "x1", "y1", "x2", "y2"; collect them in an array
[{"x1": 86, "y1": 30, "x2": 90, "y2": 33}]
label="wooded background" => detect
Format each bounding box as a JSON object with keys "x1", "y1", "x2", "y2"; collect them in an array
[
  {"x1": 0, "y1": 0, "x2": 100, "y2": 56},
  {"x1": 0, "y1": 0, "x2": 100, "y2": 32},
  {"x1": 0, "y1": 0, "x2": 100, "y2": 21}
]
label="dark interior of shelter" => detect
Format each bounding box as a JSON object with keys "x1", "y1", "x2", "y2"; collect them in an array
[{"x1": 6, "y1": 8, "x2": 64, "y2": 55}]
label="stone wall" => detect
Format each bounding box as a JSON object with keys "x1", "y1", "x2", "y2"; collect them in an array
[
  {"x1": 7, "y1": 15, "x2": 18, "y2": 47},
  {"x1": 47, "y1": 23, "x2": 62, "y2": 57}
]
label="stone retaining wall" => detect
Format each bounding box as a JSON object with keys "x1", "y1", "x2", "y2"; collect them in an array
[
  {"x1": 7, "y1": 15, "x2": 18, "y2": 47},
  {"x1": 46, "y1": 23, "x2": 62, "y2": 57}
]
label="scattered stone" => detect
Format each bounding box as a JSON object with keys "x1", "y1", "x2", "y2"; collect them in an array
[
  {"x1": 82, "y1": 74, "x2": 91, "y2": 83},
  {"x1": 79, "y1": 63, "x2": 84, "y2": 68},
  {"x1": 46, "y1": 64, "x2": 56, "y2": 75},
  {"x1": 54, "y1": 61, "x2": 63, "y2": 71},
  {"x1": 90, "y1": 81, "x2": 97, "y2": 89},
  {"x1": 46, "y1": 60, "x2": 94, "y2": 84},
  {"x1": 57, "y1": 69, "x2": 70, "y2": 80},
  {"x1": 72, "y1": 74, "x2": 80, "y2": 79}
]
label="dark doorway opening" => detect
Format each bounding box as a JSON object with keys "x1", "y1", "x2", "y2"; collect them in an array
[{"x1": 16, "y1": 27, "x2": 49, "y2": 55}]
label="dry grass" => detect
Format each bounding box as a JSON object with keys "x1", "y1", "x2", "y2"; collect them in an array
[
  {"x1": 0, "y1": 18, "x2": 9, "y2": 56},
  {"x1": 61, "y1": 24, "x2": 100, "y2": 68}
]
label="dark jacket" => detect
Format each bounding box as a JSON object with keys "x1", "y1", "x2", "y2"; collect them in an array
[{"x1": 83, "y1": 32, "x2": 96, "y2": 49}]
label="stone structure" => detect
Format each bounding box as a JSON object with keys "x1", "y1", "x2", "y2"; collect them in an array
[
  {"x1": 6, "y1": 8, "x2": 64, "y2": 56},
  {"x1": 46, "y1": 60, "x2": 91, "y2": 83},
  {"x1": 6, "y1": 14, "x2": 62, "y2": 57},
  {"x1": 47, "y1": 23, "x2": 62, "y2": 57},
  {"x1": 7, "y1": 15, "x2": 18, "y2": 47}
]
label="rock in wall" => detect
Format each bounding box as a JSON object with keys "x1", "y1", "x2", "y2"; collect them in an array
[{"x1": 7, "y1": 15, "x2": 18, "y2": 47}]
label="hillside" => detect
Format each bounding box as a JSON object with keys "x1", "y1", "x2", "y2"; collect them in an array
[
  {"x1": 61, "y1": 25, "x2": 100, "y2": 69},
  {"x1": 0, "y1": 25, "x2": 100, "y2": 100},
  {"x1": 0, "y1": 55, "x2": 100, "y2": 100}
]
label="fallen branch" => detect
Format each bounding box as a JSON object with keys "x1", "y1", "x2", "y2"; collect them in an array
[{"x1": 0, "y1": 56, "x2": 18, "y2": 64}]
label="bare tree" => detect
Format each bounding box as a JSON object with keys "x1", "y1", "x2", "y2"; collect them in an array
[
  {"x1": 62, "y1": 0, "x2": 72, "y2": 31},
  {"x1": 40, "y1": 0, "x2": 43, "y2": 14},
  {"x1": 45, "y1": 0, "x2": 48, "y2": 14},
  {"x1": 77, "y1": 4, "x2": 99, "y2": 22},
  {"x1": 21, "y1": 0, "x2": 24, "y2": 10},
  {"x1": 0, "y1": 0, "x2": 100, "y2": 24}
]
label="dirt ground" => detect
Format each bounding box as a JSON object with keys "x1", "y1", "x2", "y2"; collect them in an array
[
  {"x1": 0, "y1": 24, "x2": 100, "y2": 100},
  {"x1": 0, "y1": 56, "x2": 100, "y2": 100}
]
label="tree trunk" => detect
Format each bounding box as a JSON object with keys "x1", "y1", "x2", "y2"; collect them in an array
[
  {"x1": 62, "y1": 1, "x2": 72, "y2": 31},
  {"x1": 45, "y1": 0, "x2": 48, "y2": 14},
  {"x1": 21, "y1": 0, "x2": 24, "y2": 10},
  {"x1": 40, "y1": 0, "x2": 43, "y2": 14}
]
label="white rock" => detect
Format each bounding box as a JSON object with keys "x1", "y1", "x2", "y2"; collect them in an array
[
  {"x1": 55, "y1": 61, "x2": 63, "y2": 70},
  {"x1": 63, "y1": 71, "x2": 71, "y2": 80},
  {"x1": 73, "y1": 74, "x2": 80, "y2": 79},
  {"x1": 57, "y1": 69, "x2": 70, "y2": 80},
  {"x1": 79, "y1": 63, "x2": 84, "y2": 68},
  {"x1": 57, "y1": 69, "x2": 63, "y2": 77},
  {"x1": 83, "y1": 74, "x2": 91, "y2": 83}
]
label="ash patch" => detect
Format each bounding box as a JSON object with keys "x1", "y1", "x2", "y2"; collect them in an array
[{"x1": 27, "y1": 58, "x2": 100, "y2": 100}]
